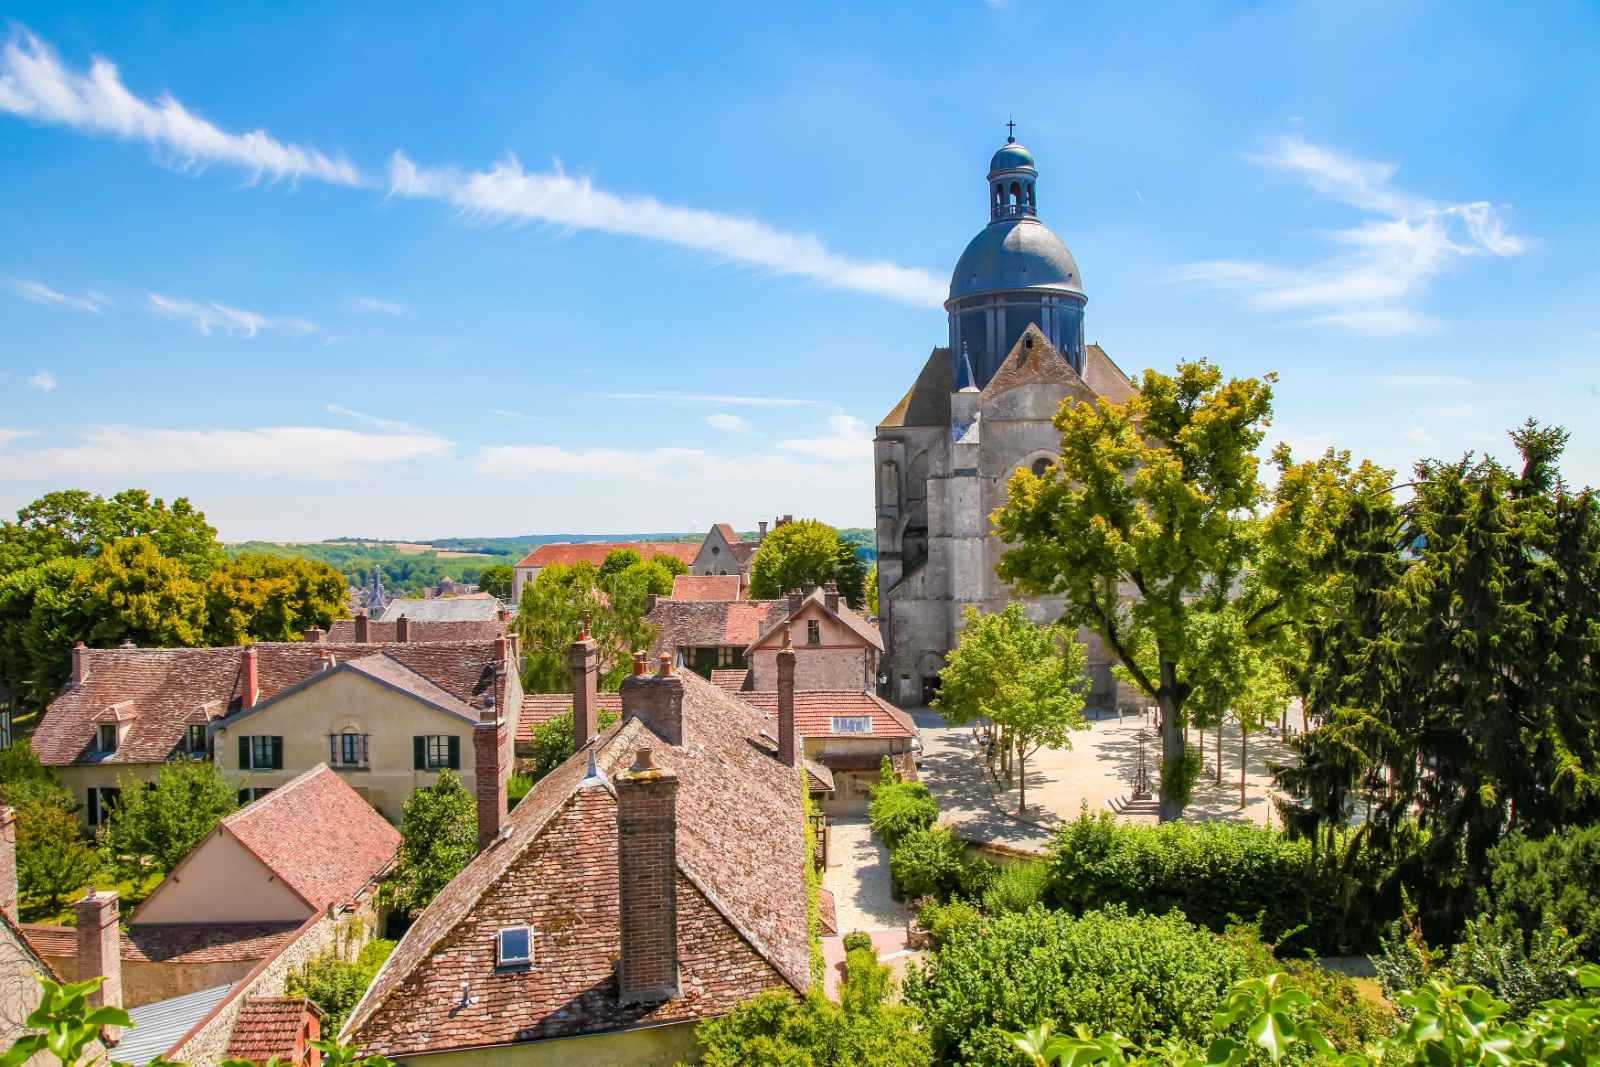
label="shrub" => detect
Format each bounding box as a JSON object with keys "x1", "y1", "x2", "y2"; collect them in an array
[
  {"x1": 915, "y1": 897, "x2": 983, "y2": 948},
  {"x1": 903, "y1": 904, "x2": 1256, "y2": 1064},
  {"x1": 868, "y1": 779, "x2": 937, "y2": 851},
  {"x1": 981, "y1": 859, "x2": 1051, "y2": 915},
  {"x1": 841, "y1": 944, "x2": 891, "y2": 1017},
  {"x1": 842, "y1": 930, "x2": 873, "y2": 953},
  {"x1": 1480, "y1": 823, "x2": 1600, "y2": 956},
  {"x1": 958, "y1": 855, "x2": 1001, "y2": 901},
  {"x1": 527, "y1": 707, "x2": 621, "y2": 782},
  {"x1": 287, "y1": 937, "x2": 395, "y2": 1035},
  {"x1": 507, "y1": 774, "x2": 534, "y2": 809},
  {"x1": 380, "y1": 769, "x2": 477, "y2": 919},
  {"x1": 890, "y1": 826, "x2": 966, "y2": 901},
  {"x1": 1378, "y1": 909, "x2": 1579, "y2": 1021}
]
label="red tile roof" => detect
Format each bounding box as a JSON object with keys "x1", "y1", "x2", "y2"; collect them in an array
[
  {"x1": 216, "y1": 765, "x2": 400, "y2": 912},
  {"x1": 646, "y1": 599, "x2": 787, "y2": 653},
  {"x1": 324, "y1": 618, "x2": 504, "y2": 643},
  {"x1": 226, "y1": 997, "x2": 317, "y2": 1062},
  {"x1": 712, "y1": 522, "x2": 741, "y2": 544},
  {"x1": 736, "y1": 690, "x2": 916, "y2": 739},
  {"x1": 21, "y1": 922, "x2": 300, "y2": 964},
  {"x1": 344, "y1": 670, "x2": 809, "y2": 1056},
  {"x1": 708, "y1": 668, "x2": 749, "y2": 693},
  {"x1": 33, "y1": 640, "x2": 513, "y2": 768},
  {"x1": 515, "y1": 692, "x2": 623, "y2": 744},
  {"x1": 669, "y1": 575, "x2": 743, "y2": 601},
  {"x1": 745, "y1": 588, "x2": 883, "y2": 653},
  {"x1": 514, "y1": 541, "x2": 699, "y2": 569}
]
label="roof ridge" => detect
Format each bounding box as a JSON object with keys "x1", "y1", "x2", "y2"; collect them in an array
[{"x1": 222, "y1": 763, "x2": 329, "y2": 827}]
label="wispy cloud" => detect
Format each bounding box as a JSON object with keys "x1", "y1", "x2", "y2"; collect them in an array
[
  {"x1": 12, "y1": 279, "x2": 108, "y2": 312},
  {"x1": 27, "y1": 371, "x2": 58, "y2": 393},
  {"x1": 476, "y1": 442, "x2": 869, "y2": 488},
  {"x1": 1379, "y1": 373, "x2": 1471, "y2": 388},
  {"x1": 776, "y1": 413, "x2": 873, "y2": 462},
  {"x1": 0, "y1": 30, "x2": 363, "y2": 186},
  {"x1": 597, "y1": 391, "x2": 826, "y2": 408},
  {"x1": 148, "y1": 293, "x2": 316, "y2": 338},
  {"x1": 324, "y1": 403, "x2": 423, "y2": 434},
  {"x1": 388, "y1": 153, "x2": 946, "y2": 306},
  {"x1": 703, "y1": 413, "x2": 751, "y2": 433},
  {"x1": 346, "y1": 296, "x2": 409, "y2": 316},
  {"x1": 0, "y1": 430, "x2": 35, "y2": 447},
  {"x1": 0, "y1": 425, "x2": 451, "y2": 479},
  {"x1": 488, "y1": 408, "x2": 545, "y2": 421},
  {"x1": 1173, "y1": 132, "x2": 1527, "y2": 336}
]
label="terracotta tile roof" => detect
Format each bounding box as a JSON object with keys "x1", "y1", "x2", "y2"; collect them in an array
[
  {"x1": 646, "y1": 599, "x2": 787, "y2": 653},
  {"x1": 217, "y1": 765, "x2": 400, "y2": 912},
  {"x1": 709, "y1": 669, "x2": 750, "y2": 693},
  {"x1": 345, "y1": 671, "x2": 809, "y2": 1056},
  {"x1": 21, "y1": 922, "x2": 300, "y2": 964},
  {"x1": 712, "y1": 523, "x2": 741, "y2": 544},
  {"x1": 744, "y1": 588, "x2": 884, "y2": 654},
  {"x1": 515, "y1": 692, "x2": 623, "y2": 744},
  {"x1": 33, "y1": 640, "x2": 512, "y2": 768},
  {"x1": 3, "y1": 911, "x2": 63, "y2": 981},
  {"x1": 513, "y1": 541, "x2": 699, "y2": 570},
  {"x1": 324, "y1": 617, "x2": 505, "y2": 643},
  {"x1": 226, "y1": 997, "x2": 317, "y2": 1062},
  {"x1": 669, "y1": 575, "x2": 742, "y2": 601},
  {"x1": 729, "y1": 541, "x2": 760, "y2": 565},
  {"x1": 736, "y1": 690, "x2": 915, "y2": 739}
]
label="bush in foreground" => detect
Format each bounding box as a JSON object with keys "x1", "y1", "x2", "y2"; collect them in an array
[{"x1": 1479, "y1": 822, "x2": 1600, "y2": 956}]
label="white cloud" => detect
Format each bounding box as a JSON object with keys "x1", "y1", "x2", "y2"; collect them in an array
[
  {"x1": 1380, "y1": 373, "x2": 1471, "y2": 388},
  {"x1": 12, "y1": 279, "x2": 108, "y2": 312},
  {"x1": 476, "y1": 429, "x2": 873, "y2": 487},
  {"x1": 324, "y1": 403, "x2": 424, "y2": 434},
  {"x1": 1173, "y1": 132, "x2": 1526, "y2": 336},
  {"x1": 347, "y1": 296, "x2": 408, "y2": 316},
  {"x1": 0, "y1": 430, "x2": 35, "y2": 448},
  {"x1": 388, "y1": 152, "x2": 946, "y2": 306},
  {"x1": 0, "y1": 30, "x2": 363, "y2": 186},
  {"x1": 26, "y1": 371, "x2": 57, "y2": 392},
  {"x1": 1404, "y1": 426, "x2": 1433, "y2": 446},
  {"x1": 598, "y1": 391, "x2": 825, "y2": 408},
  {"x1": 704, "y1": 413, "x2": 751, "y2": 433},
  {"x1": 0, "y1": 425, "x2": 451, "y2": 479},
  {"x1": 148, "y1": 293, "x2": 316, "y2": 338},
  {"x1": 776, "y1": 414, "x2": 873, "y2": 462}
]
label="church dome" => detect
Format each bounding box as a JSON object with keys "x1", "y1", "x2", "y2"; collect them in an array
[
  {"x1": 948, "y1": 218, "x2": 1083, "y2": 302},
  {"x1": 989, "y1": 142, "x2": 1036, "y2": 174}
]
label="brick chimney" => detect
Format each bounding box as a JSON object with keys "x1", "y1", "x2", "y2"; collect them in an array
[
  {"x1": 758, "y1": 520, "x2": 768, "y2": 542},
  {"x1": 823, "y1": 579, "x2": 839, "y2": 614},
  {"x1": 0, "y1": 807, "x2": 16, "y2": 923},
  {"x1": 620, "y1": 652, "x2": 685, "y2": 747},
  {"x1": 243, "y1": 647, "x2": 260, "y2": 708},
  {"x1": 570, "y1": 620, "x2": 599, "y2": 752},
  {"x1": 353, "y1": 612, "x2": 370, "y2": 643},
  {"x1": 473, "y1": 697, "x2": 506, "y2": 851},
  {"x1": 301, "y1": 626, "x2": 325, "y2": 644},
  {"x1": 395, "y1": 615, "x2": 411, "y2": 643},
  {"x1": 777, "y1": 626, "x2": 798, "y2": 768},
  {"x1": 71, "y1": 641, "x2": 89, "y2": 687},
  {"x1": 615, "y1": 747, "x2": 680, "y2": 1005},
  {"x1": 76, "y1": 890, "x2": 122, "y2": 1040}
]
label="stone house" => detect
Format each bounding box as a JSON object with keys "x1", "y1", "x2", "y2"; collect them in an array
[{"x1": 735, "y1": 688, "x2": 916, "y2": 815}]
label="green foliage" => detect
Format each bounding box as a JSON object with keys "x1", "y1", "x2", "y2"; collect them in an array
[
  {"x1": 0, "y1": 975, "x2": 130, "y2": 1067},
  {"x1": 1160, "y1": 744, "x2": 1204, "y2": 813},
  {"x1": 803, "y1": 783, "x2": 824, "y2": 990},
  {"x1": 380, "y1": 770, "x2": 477, "y2": 918},
  {"x1": 865, "y1": 562, "x2": 878, "y2": 615},
  {"x1": 476, "y1": 562, "x2": 514, "y2": 600},
  {"x1": 891, "y1": 826, "x2": 968, "y2": 901},
  {"x1": 1378, "y1": 910, "x2": 1580, "y2": 1021},
  {"x1": 525, "y1": 707, "x2": 621, "y2": 782},
  {"x1": 507, "y1": 773, "x2": 534, "y2": 809},
  {"x1": 0, "y1": 489, "x2": 221, "y2": 577},
  {"x1": 225, "y1": 538, "x2": 512, "y2": 596},
  {"x1": 1479, "y1": 823, "x2": 1600, "y2": 956},
  {"x1": 842, "y1": 930, "x2": 874, "y2": 953},
  {"x1": 915, "y1": 897, "x2": 984, "y2": 948},
  {"x1": 100, "y1": 760, "x2": 236, "y2": 883},
  {"x1": 201, "y1": 552, "x2": 347, "y2": 644},
  {"x1": 1046, "y1": 808, "x2": 1376, "y2": 955},
  {"x1": 959, "y1": 855, "x2": 1002, "y2": 901},
  {"x1": 18, "y1": 798, "x2": 98, "y2": 912},
  {"x1": 598, "y1": 548, "x2": 642, "y2": 583},
  {"x1": 982, "y1": 860, "x2": 1052, "y2": 915},
  {"x1": 515, "y1": 561, "x2": 658, "y2": 693},
  {"x1": 286, "y1": 938, "x2": 396, "y2": 1036},
  {"x1": 868, "y1": 779, "x2": 937, "y2": 851},
  {"x1": 748, "y1": 518, "x2": 867, "y2": 608}
]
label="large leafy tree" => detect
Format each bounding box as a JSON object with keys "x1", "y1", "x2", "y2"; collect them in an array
[
  {"x1": 992, "y1": 360, "x2": 1281, "y2": 821},
  {"x1": 100, "y1": 759, "x2": 237, "y2": 883},
  {"x1": 0, "y1": 489, "x2": 222, "y2": 577},
  {"x1": 380, "y1": 769, "x2": 477, "y2": 918},
  {"x1": 202, "y1": 553, "x2": 347, "y2": 645},
  {"x1": 515, "y1": 561, "x2": 660, "y2": 693},
  {"x1": 475, "y1": 562, "x2": 514, "y2": 601},
  {"x1": 935, "y1": 603, "x2": 1088, "y2": 815},
  {"x1": 748, "y1": 519, "x2": 866, "y2": 608}
]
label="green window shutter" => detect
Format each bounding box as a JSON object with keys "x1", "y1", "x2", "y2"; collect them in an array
[
  {"x1": 271, "y1": 736, "x2": 284, "y2": 770},
  {"x1": 239, "y1": 736, "x2": 249, "y2": 769},
  {"x1": 413, "y1": 736, "x2": 425, "y2": 770},
  {"x1": 87, "y1": 789, "x2": 99, "y2": 827},
  {"x1": 237, "y1": 789, "x2": 249, "y2": 807},
  {"x1": 447, "y1": 735, "x2": 461, "y2": 770}
]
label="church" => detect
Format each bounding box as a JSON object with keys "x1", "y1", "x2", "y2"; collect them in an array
[{"x1": 874, "y1": 128, "x2": 1137, "y2": 708}]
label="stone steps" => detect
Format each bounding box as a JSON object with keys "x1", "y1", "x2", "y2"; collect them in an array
[{"x1": 1106, "y1": 794, "x2": 1161, "y2": 816}]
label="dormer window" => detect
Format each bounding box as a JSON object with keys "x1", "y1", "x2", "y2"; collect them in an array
[
  {"x1": 186, "y1": 724, "x2": 207, "y2": 755},
  {"x1": 97, "y1": 723, "x2": 118, "y2": 753},
  {"x1": 497, "y1": 925, "x2": 533, "y2": 967}
]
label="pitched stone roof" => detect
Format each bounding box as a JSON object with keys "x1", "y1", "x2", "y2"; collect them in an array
[
  {"x1": 344, "y1": 670, "x2": 810, "y2": 1056},
  {"x1": 33, "y1": 640, "x2": 512, "y2": 768},
  {"x1": 213, "y1": 765, "x2": 400, "y2": 912},
  {"x1": 516, "y1": 692, "x2": 623, "y2": 744},
  {"x1": 878, "y1": 346, "x2": 952, "y2": 429},
  {"x1": 226, "y1": 997, "x2": 317, "y2": 1062},
  {"x1": 646, "y1": 598, "x2": 788, "y2": 652},
  {"x1": 744, "y1": 588, "x2": 883, "y2": 654},
  {"x1": 709, "y1": 668, "x2": 750, "y2": 694},
  {"x1": 376, "y1": 597, "x2": 501, "y2": 624},
  {"x1": 670, "y1": 575, "x2": 743, "y2": 601},
  {"x1": 981, "y1": 322, "x2": 1089, "y2": 401},
  {"x1": 1082, "y1": 342, "x2": 1137, "y2": 403},
  {"x1": 513, "y1": 541, "x2": 699, "y2": 570},
  {"x1": 324, "y1": 617, "x2": 504, "y2": 643},
  {"x1": 21, "y1": 922, "x2": 300, "y2": 964},
  {"x1": 735, "y1": 690, "x2": 916, "y2": 739}
]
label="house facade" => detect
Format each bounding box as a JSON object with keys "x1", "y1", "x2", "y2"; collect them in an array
[
  {"x1": 510, "y1": 541, "x2": 700, "y2": 603},
  {"x1": 735, "y1": 689, "x2": 916, "y2": 814}
]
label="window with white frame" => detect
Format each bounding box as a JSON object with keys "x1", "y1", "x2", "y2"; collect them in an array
[
  {"x1": 807, "y1": 620, "x2": 821, "y2": 645},
  {"x1": 497, "y1": 925, "x2": 533, "y2": 967},
  {"x1": 831, "y1": 715, "x2": 873, "y2": 735},
  {"x1": 96, "y1": 723, "x2": 117, "y2": 753}
]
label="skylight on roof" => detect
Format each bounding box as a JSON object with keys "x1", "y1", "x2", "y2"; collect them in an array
[{"x1": 831, "y1": 715, "x2": 873, "y2": 735}]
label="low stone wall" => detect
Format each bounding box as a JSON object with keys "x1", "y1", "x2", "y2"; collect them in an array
[{"x1": 31, "y1": 953, "x2": 257, "y2": 1009}]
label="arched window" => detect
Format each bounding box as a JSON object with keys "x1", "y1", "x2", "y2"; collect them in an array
[
  {"x1": 1009, "y1": 181, "x2": 1021, "y2": 206},
  {"x1": 1027, "y1": 182, "x2": 1036, "y2": 209},
  {"x1": 1031, "y1": 457, "x2": 1053, "y2": 478}
]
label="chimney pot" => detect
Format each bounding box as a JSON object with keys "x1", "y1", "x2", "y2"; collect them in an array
[
  {"x1": 758, "y1": 520, "x2": 768, "y2": 542},
  {"x1": 243, "y1": 647, "x2": 260, "y2": 708},
  {"x1": 353, "y1": 612, "x2": 370, "y2": 643},
  {"x1": 396, "y1": 615, "x2": 411, "y2": 643},
  {"x1": 75, "y1": 890, "x2": 122, "y2": 1040},
  {"x1": 657, "y1": 651, "x2": 673, "y2": 677},
  {"x1": 71, "y1": 642, "x2": 89, "y2": 687},
  {"x1": 632, "y1": 650, "x2": 648, "y2": 676},
  {"x1": 0, "y1": 807, "x2": 16, "y2": 923},
  {"x1": 302, "y1": 626, "x2": 326, "y2": 644}
]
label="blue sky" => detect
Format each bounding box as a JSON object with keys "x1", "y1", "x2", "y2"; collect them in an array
[{"x1": 2, "y1": 1, "x2": 1597, "y2": 540}]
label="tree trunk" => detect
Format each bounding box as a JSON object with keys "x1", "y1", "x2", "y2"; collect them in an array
[
  {"x1": 1199, "y1": 727, "x2": 1205, "y2": 763},
  {"x1": 1216, "y1": 718, "x2": 1223, "y2": 783},
  {"x1": 1018, "y1": 741, "x2": 1027, "y2": 815},
  {"x1": 1156, "y1": 683, "x2": 1185, "y2": 823},
  {"x1": 1240, "y1": 725, "x2": 1248, "y2": 809}
]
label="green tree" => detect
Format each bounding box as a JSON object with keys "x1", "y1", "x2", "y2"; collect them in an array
[
  {"x1": 993, "y1": 360, "x2": 1281, "y2": 822},
  {"x1": 100, "y1": 760, "x2": 236, "y2": 883},
  {"x1": 74, "y1": 537, "x2": 207, "y2": 648},
  {"x1": 0, "y1": 488, "x2": 222, "y2": 578},
  {"x1": 748, "y1": 519, "x2": 866, "y2": 608},
  {"x1": 380, "y1": 769, "x2": 477, "y2": 919},
  {"x1": 935, "y1": 603, "x2": 1088, "y2": 815},
  {"x1": 516, "y1": 563, "x2": 604, "y2": 692},
  {"x1": 597, "y1": 548, "x2": 643, "y2": 584},
  {"x1": 202, "y1": 553, "x2": 347, "y2": 645},
  {"x1": 526, "y1": 707, "x2": 621, "y2": 782},
  {"x1": 645, "y1": 552, "x2": 689, "y2": 578},
  {"x1": 17, "y1": 797, "x2": 100, "y2": 914},
  {"x1": 864, "y1": 562, "x2": 878, "y2": 616},
  {"x1": 476, "y1": 562, "x2": 514, "y2": 600}
]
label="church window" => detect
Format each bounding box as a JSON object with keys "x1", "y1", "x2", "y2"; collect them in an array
[
  {"x1": 1032, "y1": 457, "x2": 1053, "y2": 477},
  {"x1": 1009, "y1": 181, "x2": 1021, "y2": 206}
]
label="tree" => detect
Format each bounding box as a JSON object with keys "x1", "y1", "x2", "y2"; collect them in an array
[
  {"x1": 935, "y1": 603, "x2": 1088, "y2": 815},
  {"x1": 748, "y1": 519, "x2": 866, "y2": 608},
  {"x1": 597, "y1": 548, "x2": 642, "y2": 584},
  {"x1": 100, "y1": 760, "x2": 236, "y2": 883},
  {"x1": 993, "y1": 360, "x2": 1279, "y2": 821},
  {"x1": 476, "y1": 563, "x2": 514, "y2": 601},
  {"x1": 645, "y1": 552, "x2": 689, "y2": 578},
  {"x1": 17, "y1": 795, "x2": 100, "y2": 913},
  {"x1": 526, "y1": 707, "x2": 621, "y2": 782},
  {"x1": 864, "y1": 562, "x2": 879, "y2": 616},
  {"x1": 74, "y1": 537, "x2": 207, "y2": 649},
  {"x1": 380, "y1": 770, "x2": 477, "y2": 918},
  {"x1": 202, "y1": 553, "x2": 347, "y2": 645},
  {"x1": 0, "y1": 489, "x2": 221, "y2": 578},
  {"x1": 516, "y1": 563, "x2": 605, "y2": 692}
]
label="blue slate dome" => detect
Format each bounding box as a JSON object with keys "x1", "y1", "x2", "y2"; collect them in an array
[
  {"x1": 948, "y1": 218, "x2": 1082, "y2": 302},
  {"x1": 989, "y1": 142, "x2": 1036, "y2": 173}
]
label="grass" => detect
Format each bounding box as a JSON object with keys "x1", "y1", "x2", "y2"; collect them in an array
[{"x1": 19, "y1": 869, "x2": 164, "y2": 926}]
